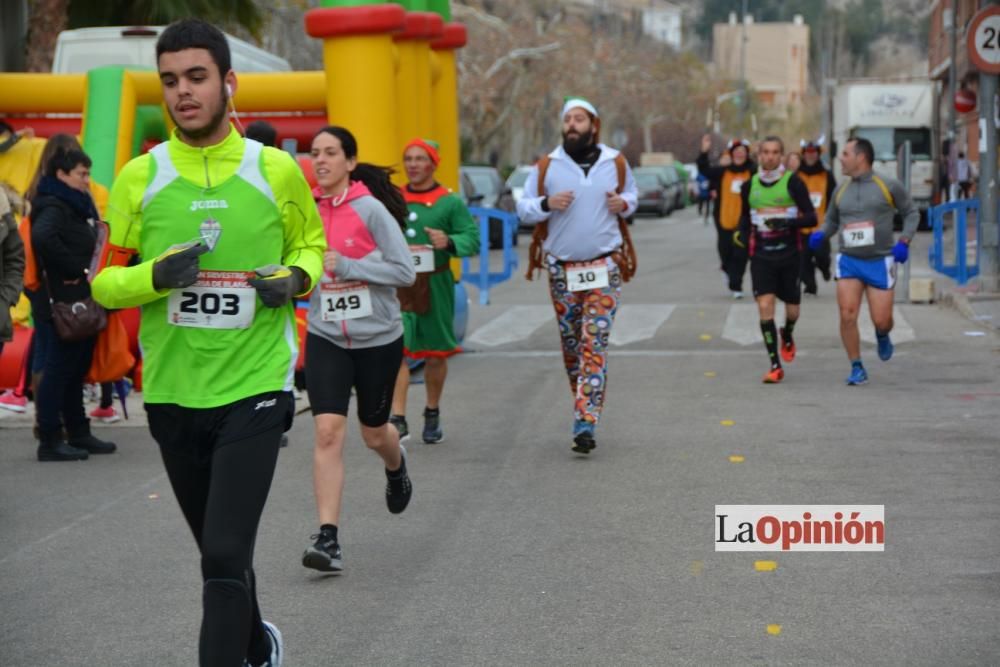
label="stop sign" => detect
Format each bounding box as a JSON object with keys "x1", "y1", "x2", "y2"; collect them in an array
[{"x1": 955, "y1": 87, "x2": 977, "y2": 113}]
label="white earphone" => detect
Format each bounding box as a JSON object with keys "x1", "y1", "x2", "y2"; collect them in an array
[{"x1": 225, "y1": 83, "x2": 233, "y2": 98}]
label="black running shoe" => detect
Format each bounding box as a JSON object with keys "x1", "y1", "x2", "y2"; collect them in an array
[
  {"x1": 389, "y1": 414, "x2": 410, "y2": 442},
  {"x1": 571, "y1": 432, "x2": 596, "y2": 454},
  {"x1": 302, "y1": 529, "x2": 342, "y2": 573},
  {"x1": 385, "y1": 445, "x2": 412, "y2": 514},
  {"x1": 422, "y1": 408, "x2": 443, "y2": 444}
]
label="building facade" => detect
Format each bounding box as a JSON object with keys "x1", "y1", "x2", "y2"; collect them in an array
[
  {"x1": 712, "y1": 14, "x2": 809, "y2": 120},
  {"x1": 928, "y1": 0, "x2": 992, "y2": 171}
]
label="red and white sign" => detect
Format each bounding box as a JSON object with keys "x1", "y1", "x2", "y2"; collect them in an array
[
  {"x1": 968, "y1": 5, "x2": 1000, "y2": 74},
  {"x1": 715, "y1": 505, "x2": 885, "y2": 552},
  {"x1": 955, "y1": 87, "x2": 977, "y2": 114}
]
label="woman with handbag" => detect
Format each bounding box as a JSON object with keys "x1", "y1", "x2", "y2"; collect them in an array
[{"x1": 30, "y1": 147, "x2": 116, "y2": 461}]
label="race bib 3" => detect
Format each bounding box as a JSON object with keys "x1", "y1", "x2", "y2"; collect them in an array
[{"x1": 409, "y1": 245, "x2": 435, "y2": 274}]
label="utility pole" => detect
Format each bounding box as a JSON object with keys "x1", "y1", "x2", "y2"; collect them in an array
[{"x1": 738, "y1": 0, "x2": 748, "y2": 133}]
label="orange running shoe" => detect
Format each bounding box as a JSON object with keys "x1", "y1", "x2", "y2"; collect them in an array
[
  {"x1": 762, "y1": 367, "x2": 784, "y2": 384},
  {"x1": 779, "y1": 330, "x2": 796, "y2": 363}
]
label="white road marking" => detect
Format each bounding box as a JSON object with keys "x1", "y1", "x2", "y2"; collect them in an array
[
  {"x1": 465, "y1": 305, "x2": 552, "y2": 347},
  {"x1": 610, "y1": 304, "x2": 676, "y2": 346}
]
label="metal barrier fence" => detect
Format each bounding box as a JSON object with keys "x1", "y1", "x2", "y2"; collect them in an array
[
  {"x1": 461, "y1": 207, "x2": 520, "y2": 305},
  {"x1": 928, "y1": 198, "x2": 980, "y2": 285}
]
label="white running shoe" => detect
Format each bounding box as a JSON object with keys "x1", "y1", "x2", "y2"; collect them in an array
[{"x1": 259, "y1": 621, "x2": 283, "y2": 666}]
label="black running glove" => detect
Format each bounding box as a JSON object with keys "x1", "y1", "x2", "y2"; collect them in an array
[
  {"x1": 152, "y1": 242, "x2": 210, "y2": 289},
  {"x1": 248, "y1": 264, "x2": 305, "y2": 308}
]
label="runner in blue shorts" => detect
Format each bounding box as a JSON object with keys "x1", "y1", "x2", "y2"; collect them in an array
[{"x1": 808, "y1": 138, "x2": 919, "y2": 385}]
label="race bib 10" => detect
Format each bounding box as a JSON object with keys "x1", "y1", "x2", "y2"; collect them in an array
[
  {"x1": 566, "y1": 259, "x2": 610, "y2": 292},
  {"x1": 167, "y1": 271, "x2": 256, "y2": 329}
]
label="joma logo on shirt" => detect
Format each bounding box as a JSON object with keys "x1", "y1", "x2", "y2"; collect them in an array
[{"x1": 190, "y1": 199, "x2": 229, "y2": 212}]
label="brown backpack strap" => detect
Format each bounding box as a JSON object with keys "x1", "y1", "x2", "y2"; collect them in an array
[
  {"x1": 526, "y1": 153, "x2": 637, "y2": 282},
  {"x1": 612, "y1": 153, "x2": 637, "y2": 281},
  {"x1": 614, "y1": 153, "x2": 626, "y2": 193},
  {"x1": 525, "y1": 156, "x2": 552, "y2": 281}
]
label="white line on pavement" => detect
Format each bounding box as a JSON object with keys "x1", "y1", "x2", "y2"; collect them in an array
[
  {"x1": 465, "y1": 305, "x2": 552, "y2": 347},
  {"x1": 859, "y1": 304, "x2": 915, "y2": 344},
  {"x1": 610, "y1": 304, "x2": 676, "y2": 346}
]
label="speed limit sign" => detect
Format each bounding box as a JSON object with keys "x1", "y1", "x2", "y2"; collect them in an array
[{"x1": 968, "y1": 5, "x2": 1000, "y2": 74}]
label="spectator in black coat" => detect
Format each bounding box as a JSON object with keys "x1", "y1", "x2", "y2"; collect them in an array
[{"x1": 30, "y1": 148, "x2": 116, "y2": 462}]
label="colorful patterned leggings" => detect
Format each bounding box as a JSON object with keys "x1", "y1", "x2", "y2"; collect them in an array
[{"x1": 547, "y1": 256, "x2": 622, "y2": 426}]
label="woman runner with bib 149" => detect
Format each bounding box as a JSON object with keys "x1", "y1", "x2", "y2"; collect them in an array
[{"x1": 301, "y1": 126, "x2": 416, "y2": 574}]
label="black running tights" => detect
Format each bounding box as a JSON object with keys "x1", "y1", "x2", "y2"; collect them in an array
[{"x1": 152, "y1": 407, "x2": 284, "y2": 667}]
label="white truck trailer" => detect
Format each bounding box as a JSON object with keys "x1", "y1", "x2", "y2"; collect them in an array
[{"x1": 832, "y1": 81, "x2": 937, "y2": 215}]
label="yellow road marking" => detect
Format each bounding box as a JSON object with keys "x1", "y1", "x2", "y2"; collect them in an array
[
  {"x1": 728, "y1": 454, "x2": 745, "y2": 463},
  {"x1": 755, "y1": 560, "x2": 777, "y2": 571},
  {"x1": 767, "y1": 624, "x2": 782, "y2": 635}
]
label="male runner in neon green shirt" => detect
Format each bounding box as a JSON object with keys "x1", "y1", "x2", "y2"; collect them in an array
[{"x1": 91, "y1": 19, "x2": 324, "y2": 667}]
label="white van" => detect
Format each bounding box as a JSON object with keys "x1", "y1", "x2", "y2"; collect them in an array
[{"x1": 52, "y1": 26, "x2": 291, "y2": 73}]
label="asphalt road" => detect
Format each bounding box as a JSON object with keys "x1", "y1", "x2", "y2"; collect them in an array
[{"x1": 2, "y1": 206, "x2": 999, "y2": 666}]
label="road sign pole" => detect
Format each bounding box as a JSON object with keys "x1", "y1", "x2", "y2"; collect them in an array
[
  {"x1": 967, "y1": 4, "x2": 1000, "y2": 291},
  {"x1": 978, "y1": 73, "x2": 998, "y2": 291}
]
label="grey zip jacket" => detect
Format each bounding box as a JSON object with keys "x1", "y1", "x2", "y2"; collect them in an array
[
  {"x1": 307, "y1": 181, "x2": 416, "y2": 348},
  {"x1": 821, "y1": 170, "x2": 919, "y2": 259}
]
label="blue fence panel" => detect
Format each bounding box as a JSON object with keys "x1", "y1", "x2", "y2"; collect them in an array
[
  {"x1": 928, "y1": 198, "x2": 980, "y2": 285},
  {"x1": 461, "y1": 207, "x2": 520, "y2": 305}
]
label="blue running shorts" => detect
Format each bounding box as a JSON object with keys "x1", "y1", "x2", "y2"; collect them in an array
[{"x1": 835, "y1": 253, "x2": 896, "y2": 290}]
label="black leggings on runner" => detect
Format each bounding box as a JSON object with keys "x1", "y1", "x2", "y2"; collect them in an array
[
  {"x1": 148, "y1": 391, "x2": 291, "y2": 667},
  {"x1": 305, "y1": 333, "x2": 403, "y2": 426}
]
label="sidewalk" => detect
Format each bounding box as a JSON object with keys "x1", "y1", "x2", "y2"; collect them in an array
[
  {"x1": 909, "y1": 230, "x2": 1000, "y2": 333},
  {"x1": 0, "y1": 389, "x2": 148, "y2": 429}
]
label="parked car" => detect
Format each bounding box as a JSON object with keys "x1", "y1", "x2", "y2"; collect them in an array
[
  {"x1": 633, "y1": 170, "x2": 674, "y2": 217},
  {"x1": 505, "y1": 165, "x2": 535, "y2": 230},
  {"x1": 461, "y1": 165, "x2": 517, "y2": 248},
  {"x1": 505, "y1": 165, "x2": 532, "y2": 204},
  {"x1": 458, "y1": 170, "x2": 483, "y2": 206},
  {"x1": 633, "y1": 166, "x2": 684, "y2": 216},
  {"x1": 683, "y1": 163, "x2": 701, "y2": 201}
]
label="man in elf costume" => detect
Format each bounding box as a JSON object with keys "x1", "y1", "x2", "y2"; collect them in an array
[{"x1": 389, "y1": 138, "x2": 479, "y2": 445}]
